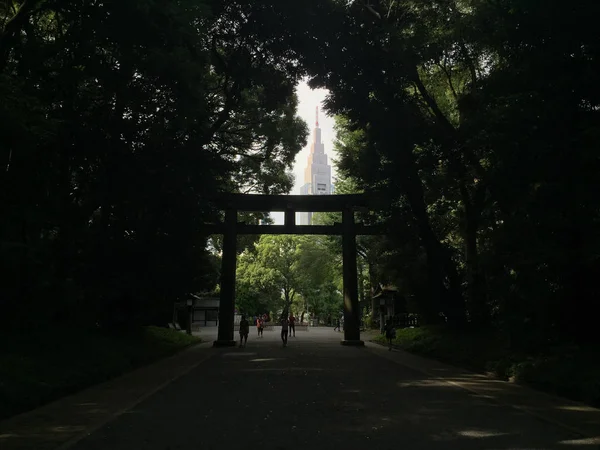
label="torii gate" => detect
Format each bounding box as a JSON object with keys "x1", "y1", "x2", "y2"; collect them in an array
[{"x1": 204, "y1": 193, "x2": 382, "y2": 347}]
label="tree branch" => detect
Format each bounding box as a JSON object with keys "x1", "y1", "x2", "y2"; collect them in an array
[
  {"x1": 363, "y1": 3, "x2": 381, "y2": 20},
  {"x1": 437, "y1": 60, "x2": 458, "y2": 101},
  {"x1": 458, "y1": 41, "x2": 478, "y2": 87},
  {"x1": 386, "y1": 0, "x2": 396, "y2": 19},
  {"x1": 410, "y1": 66, "x2": 457, "y2": 135},
  {"x1": 0, "y1": 0, "x2": 46, "y2": 73}
]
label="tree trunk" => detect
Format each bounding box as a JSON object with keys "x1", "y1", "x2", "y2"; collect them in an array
[
  {"x1": 54, "y1": 66, "x2": 81, "y2": 320},
  {"x1": 282, "y1": 286, "x2": 291, "y2": 318},
  {"x1": 459, "y1": 182, "x2": 488, "y2": 326},
  {"x1": 399, "y1": 155, "x2": 466, "y2": 326},
  {"x1": 358, "y1": 259, "x2": 365, "y2": 312},
  {"x1": 0, "y1": 0, "x2": 45, "y2": 73}
]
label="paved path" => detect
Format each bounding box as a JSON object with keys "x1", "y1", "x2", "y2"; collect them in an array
[{"x1": 1, "y1": 328, "x2": 599, "y2": 449}]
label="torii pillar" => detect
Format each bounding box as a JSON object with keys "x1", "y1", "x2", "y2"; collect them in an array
[
  {"x1": 341, "y1": 208, "x2": 364, "y2": 346},
  {"x1": 214, "y1": 209, "x2": 237, "y2": 347}
]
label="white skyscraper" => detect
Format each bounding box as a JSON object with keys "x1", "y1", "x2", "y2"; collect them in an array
[{"x1": 298, "y1": 107, "x2": 332, "y2": 225}]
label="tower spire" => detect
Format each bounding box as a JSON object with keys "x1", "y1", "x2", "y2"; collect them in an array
[{"x1": 316, "y1": 106, "x2": 319, "y2": 128}]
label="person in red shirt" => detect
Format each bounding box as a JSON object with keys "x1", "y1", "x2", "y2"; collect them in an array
[{"x1": 288, "y1": 313, "x2": 296, "y2": 337}]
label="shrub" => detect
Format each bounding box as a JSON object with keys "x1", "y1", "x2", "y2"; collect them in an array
[
  {"x1": 0, "y1": 326, "x2": 200, "y2": 419},
  {"x1": 370, "y1": 326, "x2": 600, "y2": 407}
]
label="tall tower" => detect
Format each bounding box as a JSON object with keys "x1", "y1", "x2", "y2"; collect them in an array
[{"x1": 298, "y1": 106, "x2": 332, "y2": 225}]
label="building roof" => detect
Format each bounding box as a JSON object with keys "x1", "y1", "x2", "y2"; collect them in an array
[{"x1": 372, "y1": 284, "x2": 398, "y2": 299}]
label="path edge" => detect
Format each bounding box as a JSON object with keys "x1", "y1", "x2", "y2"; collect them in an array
[{"x1": 365, "y1": 340, "x2": 600, "y2": 441}]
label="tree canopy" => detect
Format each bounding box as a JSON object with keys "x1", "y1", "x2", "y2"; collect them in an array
[
  {"x1": 296, "y1": 0, "x2": 600, "y2": 346},
  {"x1": 3, "y1": 0, "x2": 600, "y2": 352},
  {"x1": 235, "y1": 234, "x2": 342, "y2": 322},
  {"x1": 0, "y1": 0, "x2": 307, "y2": 328}
]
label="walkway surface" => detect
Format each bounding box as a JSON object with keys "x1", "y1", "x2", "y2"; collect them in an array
[{"x1": 1, "y1": 328, "x2": 599, "y2": 450}]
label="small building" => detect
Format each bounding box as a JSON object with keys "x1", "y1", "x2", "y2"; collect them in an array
[
  {"x1": 372, "y1": 285, "x2": 419, "y2": 329},
  {"x1": 373, "y1": 284, "x2": 403, "y2": 329},
  {"x1": 191, "y1": 293, "x2": 220, "y2": 327}
]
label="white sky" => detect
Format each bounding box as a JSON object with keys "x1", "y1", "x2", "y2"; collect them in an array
[{"x1": 271, "y1": 80, "x2": 337, "y2": 224}]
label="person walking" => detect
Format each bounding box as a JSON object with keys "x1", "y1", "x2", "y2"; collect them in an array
[
  {"x1": 288, "y1": 312, "x2": 296, "y2": 337},
  {"x1": 239, "y1": 315, "x2": 250, "y2": 347},
  {"x1": 280, "y1": 316, "x2": 289, "y2": 347},
  {"x1": 333, "y1": 317, "x2": 341, "y2": 332},
  {"x1": 385, "y1": 319, "x2": 396, "y2": 351},
  {"x1": 256, "y1": 316, "x2": 264, "y2": 337}
]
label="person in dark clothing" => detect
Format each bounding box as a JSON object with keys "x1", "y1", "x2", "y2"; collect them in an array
[
  {"x1": 280, "y1": 316, "x2": 289, "y2": 346},
  {"x1": 239, "y1": 315, "x2": 250, "y2": 347},
  {"x1": 333, "y1": 318, "x2": 341, "y2": 332},
  {"x1": 385, "y1": 320, "x2": 396, "y2": 351}
]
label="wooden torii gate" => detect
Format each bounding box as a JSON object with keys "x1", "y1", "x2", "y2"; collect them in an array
[{"x1": 205, "y1": 193, "x2": 382, "y2": 347}]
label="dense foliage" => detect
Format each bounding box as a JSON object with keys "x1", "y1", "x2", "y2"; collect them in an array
[
  {"x1": 3, "y1": 0, "x2": 600, "y2": 358},
  {"x1": 373, "y1": 326, "x2": 600, "y2": 406},
  {"x1": 0, "y1": 325, "x2": 199, "y2": 419},
  {"x1": 235, "y1": 234, "x2": 342, "y2": 322},
  {"x1": 246, "y1": 0, "x2": 600, "y2": 350},
  {"x1": 1, "y1": 0, "x2": 307, "y2": 329}
]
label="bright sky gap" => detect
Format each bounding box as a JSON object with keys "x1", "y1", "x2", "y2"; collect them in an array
[{"x1": 271, "y1": 80, "x2": 337, "y2": 225}]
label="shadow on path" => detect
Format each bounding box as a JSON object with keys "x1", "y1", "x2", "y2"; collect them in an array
[{"x1": 1, "y1": 328, "x2": 598, "y2": 450}]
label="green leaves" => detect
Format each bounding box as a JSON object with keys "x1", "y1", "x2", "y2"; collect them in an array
[
  {"x1": 0, "y1": 0, "x2": 308, "y2": 328},
  {"x1": 234, "y1": 234, "x2": 344, "y2": 320}
]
